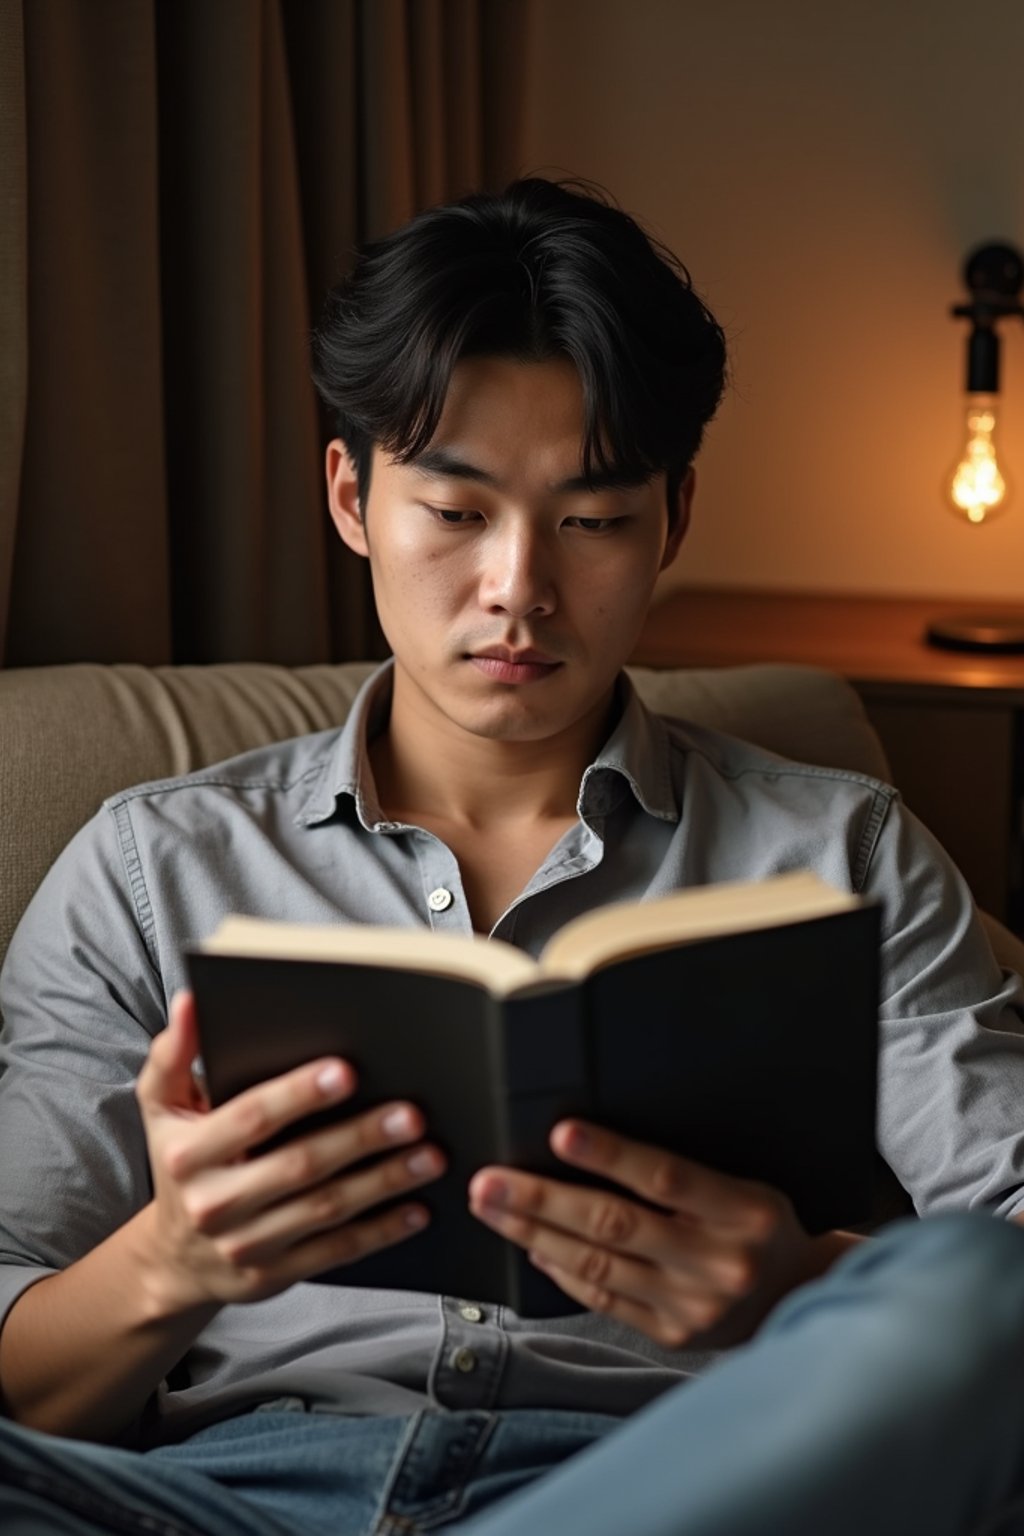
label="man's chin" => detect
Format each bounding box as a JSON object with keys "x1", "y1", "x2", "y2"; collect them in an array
[
  {"x1": 446, "y1": 685, "x2": 618, "y2": 747},
  {"x1": 448, "y1": 709, "x2": 569, "y2": 745},
  {"x1": 394, "y1": 660, "x2": 618, "y2": 745}
]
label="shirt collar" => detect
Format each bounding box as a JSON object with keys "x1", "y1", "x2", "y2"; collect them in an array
[
  {"x1": 577, "y1": 671, "x2": 679, "y2": 824},
  {"x1": 296, "y1": 660, "x2": 395, "y2": 830},
  {"x1": 296, "y1": 661, "x2": 679, "y2": 830}
]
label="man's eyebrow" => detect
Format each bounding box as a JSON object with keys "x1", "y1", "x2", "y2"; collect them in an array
[
  {"x1": 556, "y1": 466, "x2": 654, "y2": 494},
  {"x1": 406, "y1": 448, "x2": 653, "y2": 495},
  {"x1": 408, "y1": 450, "x2": 502, "y2": 488}
]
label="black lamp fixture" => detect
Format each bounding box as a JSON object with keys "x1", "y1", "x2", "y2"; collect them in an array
[{"x1": 926, "y1": 241, "x2": 1024, "y2": 652}]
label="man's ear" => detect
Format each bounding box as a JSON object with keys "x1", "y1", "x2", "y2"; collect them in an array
[
  {"x1": 326, "y1": 440, "x2": 368, "y2": 557},
  {"x1": 660, "y1": 467, "x2": 695, "y2": 573}
]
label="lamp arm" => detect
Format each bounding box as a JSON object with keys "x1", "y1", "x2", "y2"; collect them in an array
[{"x1": 949, "y1": 242, "x2": 1024, "y2": 392}]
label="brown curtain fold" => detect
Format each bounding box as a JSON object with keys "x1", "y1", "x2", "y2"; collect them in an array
[
  {"x1": 0, "y1": 0, "x2": 533, "y2": 667},
  {"x1": 0, "y1": 0, "x2": 27, "y2": 652}
]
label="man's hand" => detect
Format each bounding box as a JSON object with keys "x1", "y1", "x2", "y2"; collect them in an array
[
  {"x1": 135, "y1": 991, "x2": 446, "y2": 1316},
  {"x1": 469, "y1": 1121, "x2": 849, "y2": 1346}
]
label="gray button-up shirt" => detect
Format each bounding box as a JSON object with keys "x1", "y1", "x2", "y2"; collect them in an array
[{"x1": 2, "y1": 663, "x2": 1023, "y2": 1445}]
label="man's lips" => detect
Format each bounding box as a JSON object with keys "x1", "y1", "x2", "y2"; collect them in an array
[{"x1": 467, "y1": 648, "x2": 563, "y2": 684}]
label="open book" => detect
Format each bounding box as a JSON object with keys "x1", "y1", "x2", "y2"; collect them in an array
[{"x1": 186, "y1": 871, "x2": 881, "y2": 1315}]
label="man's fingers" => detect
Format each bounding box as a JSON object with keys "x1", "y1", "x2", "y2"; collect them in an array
[
  {"x1": 468, "y1": 1168, "x2": 753, "y2": 1294},
  {"x1": 207, "y1": 1142, "x2": 446, "y2": 1257},
  {"x1": 247, "y1": 1201, "x2": 433, "y2": 1298},
  {"x1": 161, "y1": 1082, "x2": 431, "y2": 1212},
  {"x1": 158, "y1": 1056, "x2": 365, "y2": 1177},
  {"x1": 526, "y1": 1252, "x2": 695, "y2": 1350},
  {"x1": 549, "y1": 1120, "x2": 779, "y2": 1239},
  {"x1": 528, "y1": 1223, "x2": 737, "y2": 1336}
]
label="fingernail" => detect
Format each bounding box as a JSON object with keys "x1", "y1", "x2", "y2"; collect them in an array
[
  {"x1": 316, "y1": 1062, "x2": 346, "y2": 1095},
  {"x1": 564, "y1": 1124, "x2": 590, "y2": 1155},
  {"x1": 382, "y1": 1106, "x2": 416, "y2": 1138},
  {"x1": 480, "y1": 1177, "x2": 510, "y2": 1208},
  {"x1": 404, "y1": 1206, "x2": 429, "y2": 1229},
  {"x1": 407, "y1": 1148, "x2": 440, "y2": 1176}
]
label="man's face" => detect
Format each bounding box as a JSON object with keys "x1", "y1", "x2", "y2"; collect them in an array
[{"x1": 327, "y1": 356, "x2": 691, "y2": 749}]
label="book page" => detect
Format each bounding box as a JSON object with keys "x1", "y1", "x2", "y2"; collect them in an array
[
  {"x1": 200, "y1": 917, "x2": 541, "y2": 995},
  {"x1": 538, "y1": 871, "x2": 863, "y2": 981}
]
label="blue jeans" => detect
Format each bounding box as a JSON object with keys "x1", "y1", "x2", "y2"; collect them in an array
[{"x1": 5, "y1": 1214, "x2": 1024, "y2": 1536}]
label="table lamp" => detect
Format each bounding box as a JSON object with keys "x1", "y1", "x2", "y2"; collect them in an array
[{"x1": 926, "y1": 241, "x2": 1024, "y2": 651}]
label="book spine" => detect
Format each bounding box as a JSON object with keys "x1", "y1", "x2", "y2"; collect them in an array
[{"x1": 495, "y1": 986, "x2": 589, "y2": 1316}]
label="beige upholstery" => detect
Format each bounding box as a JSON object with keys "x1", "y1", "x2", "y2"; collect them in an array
[{"x1": 2, "y1": 659, "x2": 1022, "y2": 979}]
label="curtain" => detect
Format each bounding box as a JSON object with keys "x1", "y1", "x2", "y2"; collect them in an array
[{"x1": 0, "y1": 0, "x2": 533, "y2": 666}]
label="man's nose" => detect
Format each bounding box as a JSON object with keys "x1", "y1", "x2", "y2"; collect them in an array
[{"x1": 478, "y1": 526, "x2": 557, "y2": 618}]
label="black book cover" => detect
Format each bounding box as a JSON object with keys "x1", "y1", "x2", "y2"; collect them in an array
[{"x1": 186, "y1": 903, "x2": 881, "y2": 1316}]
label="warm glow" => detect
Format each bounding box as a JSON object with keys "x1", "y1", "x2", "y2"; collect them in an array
[{"x1": 948, "y1": 395, "x2": 1009, "y2": 525}]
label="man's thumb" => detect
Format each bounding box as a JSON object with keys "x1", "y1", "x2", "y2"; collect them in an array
[{"x1": 137, "y1": 991, "x2": 201, "y2": 1110}]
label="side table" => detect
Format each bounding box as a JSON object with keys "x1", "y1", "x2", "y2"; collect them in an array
[{"x1": 632, "y1": 589, "x2": 1024, "y2": 932}]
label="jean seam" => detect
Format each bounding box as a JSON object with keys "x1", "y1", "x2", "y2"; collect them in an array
[
  {"x1": 369, "y1": 1412, "x2": 426, "y2": 1536},
  {"x1": 371, "y1": 1413, "x2": 499, "y2": 1535},
  {"x1": 2, "y1": 1462, "x2": 204, "y2": 1536}
]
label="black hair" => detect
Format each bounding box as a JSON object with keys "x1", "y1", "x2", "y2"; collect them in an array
[{"x1": 311, "y1": 177, "x2": 727, "y2": 519}]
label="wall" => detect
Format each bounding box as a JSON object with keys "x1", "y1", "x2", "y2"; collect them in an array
[{"x1": 521, "y1": 0, "x2": 1024, "y2": 600}]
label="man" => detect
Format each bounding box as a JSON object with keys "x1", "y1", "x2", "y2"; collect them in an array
[{"x1": 3, "y1": 176, "x2": 1024, "y2": 1536}]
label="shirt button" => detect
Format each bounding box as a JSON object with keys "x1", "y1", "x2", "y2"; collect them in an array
[
  {"x1": 428, "y1": 887, "x2": 453, "y2": 912},
  {"x1": 459, "y1": 1304, "x2": 483, "y2": 1323},
  {"x1": 451, "y1": 1347, "x2": 477, "y2": 1373}
]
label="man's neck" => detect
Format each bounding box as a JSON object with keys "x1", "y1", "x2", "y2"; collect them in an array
[{"x1": 370, "y1": 676, "x2": 617, "y2": 832}]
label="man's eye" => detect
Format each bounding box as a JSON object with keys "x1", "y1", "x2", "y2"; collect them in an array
[
  {"x1": 429, "y1": 507, "x2": 481, "y2": 525},
  {"x1": 566, "y1": 516, "x2": 625, "y2": 533}
]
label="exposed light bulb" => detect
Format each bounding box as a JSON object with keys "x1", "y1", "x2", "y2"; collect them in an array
[{"x1": 947, "y1": 394, "x2": 1010, "y2": 525}]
